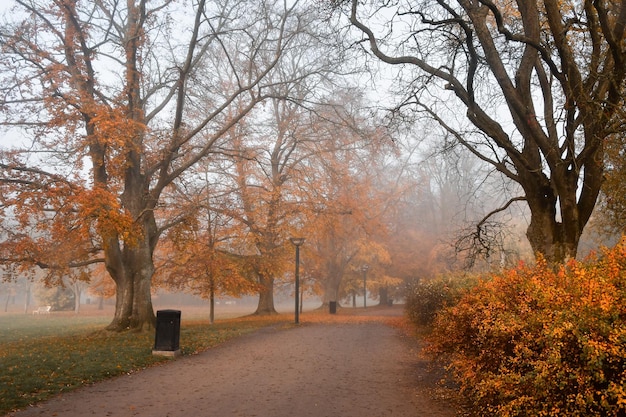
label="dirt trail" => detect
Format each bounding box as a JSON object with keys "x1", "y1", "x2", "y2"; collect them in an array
[{"x1": 6, "y1": 307, "x2": 459, "y2": 417}]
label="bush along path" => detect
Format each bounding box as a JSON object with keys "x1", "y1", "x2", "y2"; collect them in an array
[
  {"x1": 5, "y1": 306, "x2": 460, "y2": 417},
  {"x1": 426, "y1": 239, "x2": 626, "y2": 416}
]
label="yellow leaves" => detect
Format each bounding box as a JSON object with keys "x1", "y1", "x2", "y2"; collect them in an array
[
  {"x1": 426, "y1": 238, "x2": 626, "y2": 416},
  {"x1": 89, "y1": 105, "x2": 145, "y2": 150},
  {"x1": 84, "y1": 104, "x2": 147, "y2": 180},
  {"x1": 77, "y1": 186, "x2": 137, "y2": 243},
  {"x1": 377, "y1": 274, "x2": 404, "y2": 288},
  {"x1": 611, "y1": 382, "x2": 626, "y2": 407},
  {"x1": 154, "y1": 224, "x2": 259, "y2": 298}
]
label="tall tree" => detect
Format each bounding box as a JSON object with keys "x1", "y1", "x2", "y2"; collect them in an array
[
  {"x1": 154, "y1": 194, "x2": 257, "y2": 324},
  {"x1": 0, "y1": 0, "x2": 328, "y2": 330},
  {"x1": 224, "y1": 93, "x2": 342, "y2": 315},
  {"x1": 335, "y1": 0, "x2": 626, "y2": 263},
  {"x1": 214, "y1": 37, "x2": 357, "y2": 314},
  {"x1": 300, "y1": 96, "x2": 395, "y2": 306}
]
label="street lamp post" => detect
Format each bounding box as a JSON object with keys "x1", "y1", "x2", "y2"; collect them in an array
[
  {"x1": 290, "y1": 237, "x2": 305, "y2": 324},
  {"x1": 362, "y1": 264, "x2": 369, "y2": 309}
]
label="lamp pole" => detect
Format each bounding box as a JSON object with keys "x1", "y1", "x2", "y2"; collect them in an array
[
  {"x1": 290, "y1": 237, "x2": 305, "y2": 324},
  {"x1": 362, "y1": 264, "x2": 369, "y2": 309}
]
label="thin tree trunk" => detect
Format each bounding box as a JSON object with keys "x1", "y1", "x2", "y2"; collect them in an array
[
  {"x1": 23, "y1": 285, "x2": 30, "y2": 314},
  {"x1": 74, "y1": 283, "x2": 81, "y2": 314},
  {"x1": 209, "y1": 279, "x2": 215, "y2": 325}
]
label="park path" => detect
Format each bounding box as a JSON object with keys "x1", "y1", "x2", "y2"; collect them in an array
[{"x1": 6, "y1": 307, "x2": 459, "y2": 417}]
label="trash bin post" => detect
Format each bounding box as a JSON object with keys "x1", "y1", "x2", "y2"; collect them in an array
[{"x1": 152, "y1": 309, "x2": 181, "y2": 357}]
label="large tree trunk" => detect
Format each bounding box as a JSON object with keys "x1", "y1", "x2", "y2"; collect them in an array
[
  {"x1": 108, "y1": 272, "x2": 134, "y2": 331},
  {"x1": 104, "y1": 215, "x2": 158, "y2": 331},
  {"x1": 521, "y1": 157, "x2": 597, "y2": 264},
  {"x1": 255, "y1": 272, "x2": 277, "y2": 315},
  {"x1": 322, "y1": 275, "x2": 342, "y2": 307},
  {"x1": 526, "y1": 213, "x2": 579, "y2": 264},
  {"x1": 106, "y1": 257, "x2": 156, "y2": 331},
  {"x1": 100, "y1": 0, "x2": 157, "y2": 332},
  {"x1": 378, "y1": 287, "x2": 389, "y2": 306}
]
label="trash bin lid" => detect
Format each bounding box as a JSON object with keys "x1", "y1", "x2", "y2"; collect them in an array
[{"x1": 156, "y1": 309, "x2": 181, "y2": 318}]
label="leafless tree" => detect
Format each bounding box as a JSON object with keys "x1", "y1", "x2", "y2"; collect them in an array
[{"x1": 335, "y1": 0, "x2": 626, "y2": 263}]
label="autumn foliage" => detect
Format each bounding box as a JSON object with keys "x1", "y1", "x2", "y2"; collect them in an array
[
  {"x1": 427, "y1": 239, "x2": 626, "y2": 416},
  {"x1": 405, "y1": 273, "x2": 479, "y2": 327}
]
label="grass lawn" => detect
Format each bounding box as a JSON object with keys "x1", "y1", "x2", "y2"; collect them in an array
[{"x1": 0, "y1": 312, "x2": 289, "y2": 415}]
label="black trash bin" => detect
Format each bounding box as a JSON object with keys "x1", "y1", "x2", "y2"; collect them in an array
[
  {"x1": 329, "y1": 301, "x2": 337, "y2": 314},
  {"x1": 153, "y1": 309, "x2": 181, "y2": 357}
]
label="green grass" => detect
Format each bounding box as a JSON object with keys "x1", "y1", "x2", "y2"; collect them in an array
[{"x1": 0, "y1": 313, "x2": 289, "y2": 415}]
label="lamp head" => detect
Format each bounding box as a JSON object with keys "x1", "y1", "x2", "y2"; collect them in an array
[{"x1": 290, "y1": 237, "x2": 305, "y2": 246}]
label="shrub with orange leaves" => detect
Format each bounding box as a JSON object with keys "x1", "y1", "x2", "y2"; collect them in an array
[
  {"x1": 428, "y1": 238, "x2": 626, "y2": 416},
  {"x1": 405, "y1": 273, "x2": 479, "y2": 327}
]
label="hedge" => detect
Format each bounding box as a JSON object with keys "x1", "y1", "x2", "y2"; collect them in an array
[{"x1": 427, "y1": 240, "x2": 626, "y2": 416}]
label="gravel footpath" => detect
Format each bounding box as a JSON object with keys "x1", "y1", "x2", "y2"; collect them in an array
[{"x1": 6, "y1": 307, "x2": 459, "y2": 417}]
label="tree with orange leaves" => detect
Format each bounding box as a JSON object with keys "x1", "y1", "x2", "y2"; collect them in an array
[
  {"x1": 298, "y1": 94, "x2": 398, "y2": 307},
  {"x1": 215, "y1": 83, "x2": 390, "y2": 314},
  {"x1": 0, "y1": 0, "x2": 344, "y2": 330},
  {"x1": 223, "y1": 97, "x2": 340, "y2": 314},
  {"x1": 154, "y1": 174, "x2": 258, "y2": 323}
]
